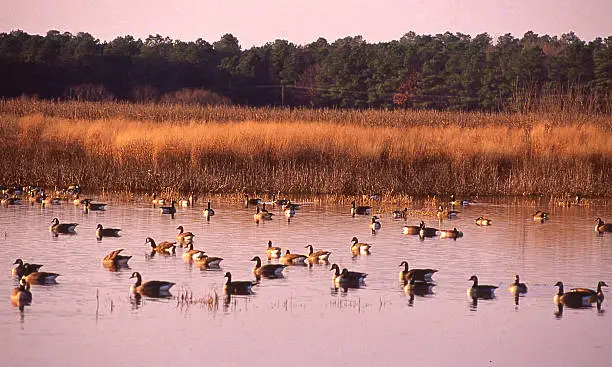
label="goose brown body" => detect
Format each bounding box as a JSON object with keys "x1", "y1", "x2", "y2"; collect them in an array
[
  {"x1": 12, "y1": 259, "x2": 43, "y2": 278},
  {"x1": 350, "y1": 237, "x2": 372, "y2": 254},
  {"x1": 467, "y1": 275, "x2": 498, "y2": 299},
  {"x1": 595, "y1": 218, "x2": 612, "y2": 233},
  {"x1": 202, "y1": 201, "x2": 215, "y2": 219},
  {"x1": 102, "y1": 249, "x2": 132, "y2": 267},
  {"x1": 439, "y1": 228, "x2": 463, "y2": 239},
  {"x1": 350, "y1": 201, "x2": 371, "y2": 217},
  {"x1": 24, "y1": 271, "x2": 60, "y2": 284},
  {"x1": 280, "y1": 250, "x2": 307, "y2": 265},
  {"x1": 305, "y1": 244, "x2": 331, "y2": 263},
  {"x1": 96, "y1": 224, "x2": 121, "y2": 238},
  {"x1": 49, "y1": 217, "x2": 78, "y2": 234},
  {"x1": 475, "y1": 217, "x2": 492, "y2": 226},
  {"x1": 508, "y1": 275, "x2": 528, "y2": 294},
  {"x1": 223, "y1": 272, "x2": 255, "y2": 295},
  {"x1": 402, "y1": 221, "x2": 422, "y2": 235},
  {"x1": 418, "y1": 223, "x2": 438, "y2": 238},
  {"x1": 570, "y1": 281, "x2": 608, "y2": 303},
  {"x1": 183, "y1": 242, "x2": 204, "y2": 260},
  {"x1": 11, "y1": 278, "x2": 32, "y2": 306},
  {"x1": 130, "y1": 271, "x2": 174, "y2": 296},
  {"x1": 398, "y1": 261, "x2": 438, "y2": 282},
  {"x1": 193, "y1": 253, "x2": 224, "y2": 268},
  {"x1": 251, "y1": 256, "x2": 286, "y2": 278},
  {"x1": 146, "y1": 237, "x2": 177, "y2": 255},
  {"x1": 176, "y1": 226, "x2": 195, "y2": 246},
  {"x1": 533, "y1": 210, "x2": 549, "y2": 222},
  {"x1": 330, "y1": 263, "x2": 367, "y2": 285},
  {"x1": 554, "y1": 281, "x2": 593, "y2": 308},
  {"x1": 266, "y1": 241, "x2": 281, "y2": 259}
]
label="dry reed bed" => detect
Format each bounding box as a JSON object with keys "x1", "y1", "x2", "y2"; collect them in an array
[
  {"x1": 1, "y1": 112, "x2": 610, "y2": 197},
  {"x1": 3, "y1": 99, "x2": 612, "y2": 128}
]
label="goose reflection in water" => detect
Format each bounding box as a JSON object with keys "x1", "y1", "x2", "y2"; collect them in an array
[
  {"x1": 555, "y1": 301, "x2": 605, "y2": 319},
  {"x1": 404, "y1": 278, "x2": 435, "y2": 307}
]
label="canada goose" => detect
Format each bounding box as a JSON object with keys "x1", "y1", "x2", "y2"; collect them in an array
[
  {"x1": 73, "y1": 194, "x2": 88, "y2": 206},
  {"x1": 41, "y1": 195, "x2": 61, "y2": 207},
  {"x1": 570, "y1": 281, "x2": 608, "y2": 303},
  {"x1": 392, "y1": 208, "x2": 407, "y2": 220},
  {"x1": 266, "y1": 240, "x2": 282, "y2": 259},
  {"x1": 554, "y1": 281, "x2": 593, "y2": 308},
  {"x1": 330, "y1": 263, "x2": 367, "y2": 285},
  {"x1": 282, "y1": 201, "x2": 300, "y2": 211},
  {"x1": 145, "y1": 237, "x2": 176, "y2": 255},
  {"x1": 176, "y1": 226, "x2": 195, "y2": 246},
  {"x1": 96, "y1": 224, "x2": 121, "y2": 238},
  {"x1": 508, "y1": 275, "x2": 528, "y2": 294},
  {"x1": 24, "y1": 271, "x2": 60, "y2": 285},
  {"x1": 350, "y1": 201, "x2": 371, "y2": 217},
  {"x1": 1, "y1": 194, "x2": 20, "y2": 206},
  {"x1": 223, "y1": 272, "x2": 255, "y2": 295},
  {"x1": 439, "y1": 227, "x2": 463, "y2": 239},
  {"x1": 595, "y1": 218, "x2": 612, "y2": 233},
  {"x1": 244, "y1": 195, "x2": 261, "y2": 208},
  {"x1": 192, "y1": 253, "x2": 224, "y2": 268},
  {"x1": 179, "y1": 194, "x2": 193, "y2": 207},
  {"x1": 305, "y1": 244, "x2": 331, "y2": 263},
  {"x1": 66, "y1": 185, "x2": 80, "y2": 196},
  {"x1": 369, "y1": 216, "x2": 382, "y2": 234},
  {"x1": 475, "y1": 217, "x2": 492, "y2": 226},
  {"x1": 449, "y1": 195, "x2": 471, "y2": 207},
  {"x1": 273, "y1": 194, "x2": 289, "y2": 207},
  {"x1": 202, "y1": 200, "x2": 215, "y2": 220},
  {"x1": 49, "y1": 218, "x2": 78, "y2": 234},
  {"x1": 402, "y1": 221, "x2": 422, "y2": 235},
  {"x1": 437, "y1": 206, "x2": 458, "y2": 219},
  {"x1": 404, "y1": 277, "x2": 435, "y2": 296},
  {"x1": 130, "y1": 271, "x2": 174, "y2": 297},
  {"x1": 251, "y1": 256, "x2": 286, "y2": 278},
  {"x1": 102, "y1": 249, "x2": 132, "y2": 267},
  {"x1": 12, "y1": 259, "x2": 43, "y2": 278},
  {"x1": 533, "y1": 210, "x2": 549, "y2": 222},
  {"x1": 467, "y1": 275, "x2": 498, "y2": 299},
  {"x1": 83, "y1": 200, "x2": 107, "y2": 213},
  {"x1": 398, "y1": 261, "x2": 438, "y2": 282},
  {"x1": 284, "y1": 205, "x2": 296, "y2": 220},
  {"x1": 160, "y1": 200, "x2": 177, "y2": 218},
  {"x1": 11, "y1": 278, "x2": 32, "y2": 306},
  {"x1": 280, "y1": 250, "x2": 307, "y2": 265},
  {"x1": 349, "y1": 237, "x2": 372, "y2": 254},
  {"x1": 418, "y1": 222, "x2": 438, "y2": 239},
  {"x1": 254, "y1": 205, "x2": 273, "y2": 222},
  {"x1": 151, "y1": 193, "x2": 167, "y2": 208},
  {"x1": 182, "y1": 243, "x2": 204, "y2": 261}
]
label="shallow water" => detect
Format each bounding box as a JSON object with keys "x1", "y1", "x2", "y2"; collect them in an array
[{"x1": 2, "y1": 198, "x2": 612, "y2": 366}]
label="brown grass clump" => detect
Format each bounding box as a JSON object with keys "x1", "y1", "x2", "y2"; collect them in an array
[{"x1": 0, "y1": 100, "x2": 610, "y2": 197}]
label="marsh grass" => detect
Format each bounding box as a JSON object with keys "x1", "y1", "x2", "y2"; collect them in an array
[
  {"x1": 0, "y1": 100, "x2": 610, "y2": 197},
  {"x1": 176, "y1": 289, "x2": 220, "y2": 312}
]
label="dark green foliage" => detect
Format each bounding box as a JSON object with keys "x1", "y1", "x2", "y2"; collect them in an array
[{"x1": 0, "y1": 30, "x2": 610, "y2": 111}]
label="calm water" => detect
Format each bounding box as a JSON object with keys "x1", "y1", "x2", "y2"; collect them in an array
[{"x1": 2, "y1": 198, "x2": 612, "y2": 366}]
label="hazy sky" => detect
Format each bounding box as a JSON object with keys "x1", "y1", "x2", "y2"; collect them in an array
[{"x1": 2, "y1": 0, "x2": 611, "y2": 48}]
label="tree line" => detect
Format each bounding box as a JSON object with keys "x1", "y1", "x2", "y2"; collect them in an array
[{"x1": 0, "y1": 30, "x2": 610, "y2": 111}]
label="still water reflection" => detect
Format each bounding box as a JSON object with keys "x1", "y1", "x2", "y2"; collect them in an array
[{"x1": 2, "y1": 198, "x2": 612, "y2": 366}]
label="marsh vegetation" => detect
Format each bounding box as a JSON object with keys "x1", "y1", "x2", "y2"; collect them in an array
[{"x1": 0, "y1": 100, "x2": 610, "y2": 197}]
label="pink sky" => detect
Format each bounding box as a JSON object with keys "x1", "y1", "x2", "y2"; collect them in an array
[{"x1": 2, "y1": 0, "x2": 611, "y2": 48}]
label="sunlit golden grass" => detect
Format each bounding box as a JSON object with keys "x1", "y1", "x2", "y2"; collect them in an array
[
  {"x1": 15, "y1": 115, "x2": 611, "y2": 161},
  {"x1": 1, "y1": 100, "x2": 610, "y2": 197}
]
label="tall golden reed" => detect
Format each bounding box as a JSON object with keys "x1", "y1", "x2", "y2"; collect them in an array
[{"x1": 0, "y1": 99, "x2": 610, "y2": 197}]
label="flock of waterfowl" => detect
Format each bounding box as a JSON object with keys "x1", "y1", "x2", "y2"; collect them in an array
[{"x1": 4, "y1": 185, "x2": 612, "y2": 313}]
